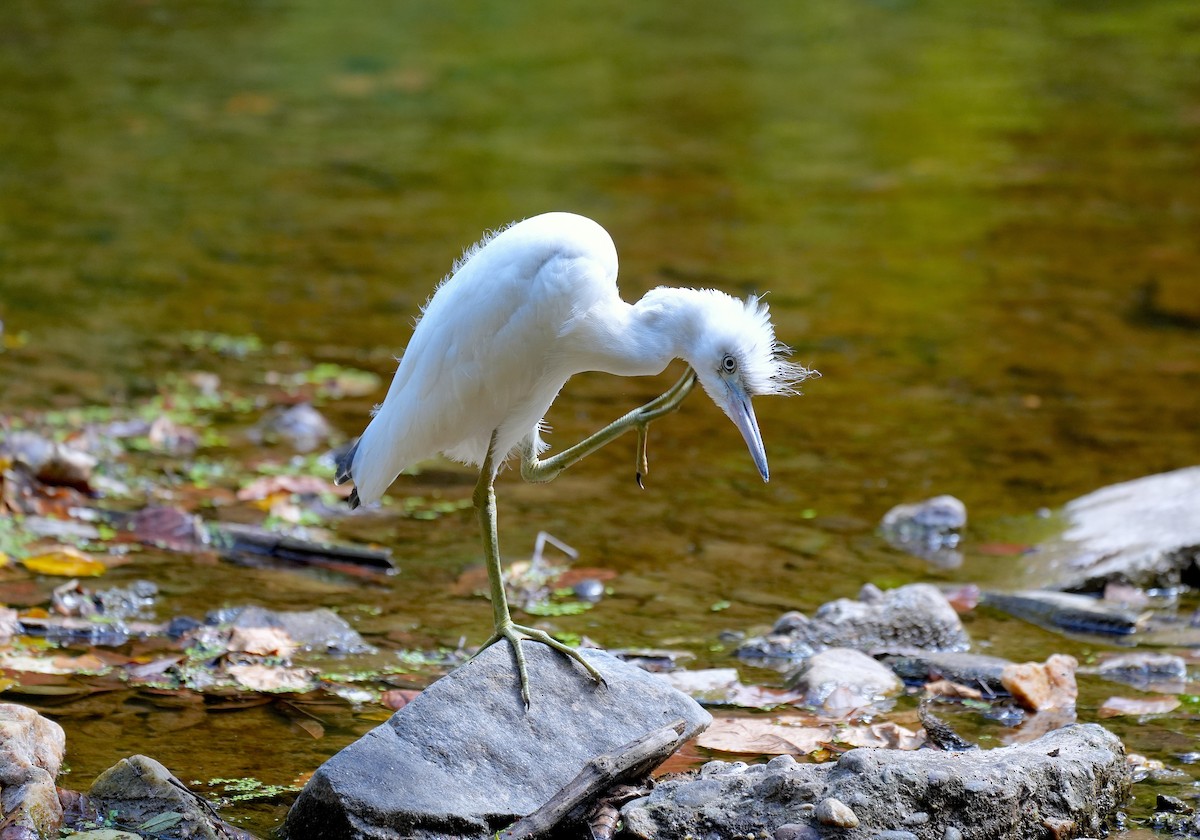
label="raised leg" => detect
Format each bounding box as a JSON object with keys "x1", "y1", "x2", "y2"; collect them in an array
[
  {"x1": 472, "y1": 433, "x2": 604, "y2": 707},
  {"x1": 521, "y1": 368, "x2": 698, "y2": 485}
]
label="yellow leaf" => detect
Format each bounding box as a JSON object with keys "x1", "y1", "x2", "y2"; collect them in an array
[
  {"x1": 0, "y1": 551, "x2": 10, "y2": 568},
  {"x1": 22, "y1": 547, "x2": 107, "y2": 577}
]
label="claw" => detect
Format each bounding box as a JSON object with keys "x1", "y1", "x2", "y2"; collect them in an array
[
  {"x1": 475, "y1": 623, "x2": 606, "y2": 708},
  {"x1": 635, "y1": 423, "x2": 650, "y2": 488}
]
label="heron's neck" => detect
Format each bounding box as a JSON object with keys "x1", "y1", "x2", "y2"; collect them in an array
[{"x1": 564, "y1": 287, "x2": 702, "y2": 377}]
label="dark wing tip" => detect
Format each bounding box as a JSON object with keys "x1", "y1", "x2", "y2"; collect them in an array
[
  {"x1": 334, "y1": 439, "x2": 359, "y2": 486},
  {"x1": 347, "y1": 488, "x2": 361, "y2": 509}
]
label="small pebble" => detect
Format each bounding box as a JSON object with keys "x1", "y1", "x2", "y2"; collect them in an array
[
  {"x1": 943, "y1": 829, "x2": 964, "y2": 840},
  {"x1": 903, "y1": 812, "x2": 930, "y2": 826},
  {"x1": 774, "y1": 824, "x2": 821, "y2": 840},
  {"x1": 815, "y1": 797, "x2": 859, "y2": 828},
  {"x1": 572, "y1": 578, "x2": 605, "y2": 602},
  {"x1": 926, "y1": 769, "x2": 951, "y2": 786},
  {"x1": 872, "y1": 832, "x2": 918, "y2": 840}
]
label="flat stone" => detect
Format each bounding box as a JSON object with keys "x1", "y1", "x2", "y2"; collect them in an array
[
  {"x1": 283, "y1": 642, "x2": 710, "y2": 840},
  {"x1": 1024, "y1": 466, "x2": 1200, "y2": 592}
]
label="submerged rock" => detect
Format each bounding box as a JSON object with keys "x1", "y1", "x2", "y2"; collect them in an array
[
  {"x1": 1026, "y1": 466, "x2": 1200, "y2": 592},
  {"x1": 738, "y1": 583, "x2": 970, "y2": 662},
  {"x1": 879, "y1": 495, "x2": 967, "y2": 568},
  {"x1": 283, "y1": 642, "x2": 710, "y2": 840},
  {"x1": 250, "y1": 403, "x2": 333, "y2": 452},
  {"x1": 1092, "y1": 652, "x2": 1188, "y2": 691},
  {"x1": 0, "y1": 703, "x2": 65, "y2": 838},
  {"x1": 218, "y1": 605, "x2": 374, "y2": 655},
  {"x1": 982, "y1": 589, "x2": 1146, "y2": 637},
  {"x1": 621, "y1": 724, "x2": 1130, "y2": 839}
]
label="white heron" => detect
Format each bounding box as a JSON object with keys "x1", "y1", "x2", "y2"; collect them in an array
[{"x1": 335, "y1": 212, "x2": 814, "y2": 706}]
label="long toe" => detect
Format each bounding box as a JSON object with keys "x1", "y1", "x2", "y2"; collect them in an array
[{"x1": 512, "y1": 623, "x2": 606, "y2": 686}]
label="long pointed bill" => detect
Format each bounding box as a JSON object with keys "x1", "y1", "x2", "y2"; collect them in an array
[{"x1": 723, "y1": 382, "x2": 770, "y2": 482}]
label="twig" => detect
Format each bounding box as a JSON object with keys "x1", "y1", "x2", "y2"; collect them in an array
[{"x1": 499, "y1": 719, "x2": 687, "y2": 840}]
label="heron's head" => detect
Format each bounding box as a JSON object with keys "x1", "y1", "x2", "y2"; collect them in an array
[{"x1": 676, "y1": 290, "x2": 815, "y2": 482}]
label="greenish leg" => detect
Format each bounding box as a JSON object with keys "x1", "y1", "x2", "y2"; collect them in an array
[
  {"x1": 473, "y1": 369, "x2": 699, "y2": 707},
  {"x1": 472, "y1": 433, "x2": 605, "y2": 708},
  {"x1": 521, "y1": 368, "x2": 698, "y2": 484}
]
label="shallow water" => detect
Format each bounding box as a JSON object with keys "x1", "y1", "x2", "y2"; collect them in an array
[{"x1": 2, "y1": 0, "x2": 1200, "y2": 835}]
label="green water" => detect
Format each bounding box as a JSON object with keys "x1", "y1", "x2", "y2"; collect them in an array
[{"x1": 2, "y1": 0, "x2": 1200, "y2": 835}]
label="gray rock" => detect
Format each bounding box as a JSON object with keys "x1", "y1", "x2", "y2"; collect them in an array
[
  {"x1": 1025, "y1": 466, "x2": 1200, "y2": 592},
  {"x1": 283, "y1": 642, "x2": 710, "y2": 840},
  {"x1": 982, "y1": 589, "x2": 1145, "y2": 638},
  {"x1": 0, "y1": 430, "x2": 97, "y2": 488},
  {"x1": 224, "y1": 605, "x2": 374, "y2": 655},
  {"x1": 883, "y1": 652, "x2": 1012, "y2": 695},
  {"x1": 250, "y1": 403, "x2": 333, "y2": 452},
  {"x1": 738, "y1": 584, "x2": 970, "y2": 662},
  {"x1": 87, "y1": 754, "x2": 252, "y2": 840},
  {"x1": 620, "y1": 724, "x2": 1129, "y2": 840},
  {"x1": 880, "y1": 495, "x2": 967, "y2": 568},
  {"x1": 790, "y1": 648, "x2": 901, "y2": 713},
  {"x1": 0, "y1": 703, "x2": 65, "y2": 838},
  {"x1": 1092, "y1": 652, "x2": 1188, "y2": 691}
]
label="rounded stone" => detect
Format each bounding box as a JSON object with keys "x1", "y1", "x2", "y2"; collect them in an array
[{"x1": 815, "y1": 796, "x2": 859, "y2": 828}]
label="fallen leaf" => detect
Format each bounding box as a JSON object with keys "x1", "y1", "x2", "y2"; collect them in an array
[
  {"x1": 924, "y1": 679, "x2": 984, "y2": 701},
  {"x1": 839, "y1": 721, "x2": 925, "y2": 750},
  {"x1": 21, "y1": 547, "x2": 107, "y2": 577},
  {"x1": 228, "y1": 626, "x2": 297, "y2": 657},
  {"x1": 1098, "y1": 695, "x2": 1181, "y2": 718},
  {"x1": 291, "y1": 716, "x2": 325, "y2": 739},
  {"x1": 127, "y1": 506, "x2": 207, "y2": 552},
  {"x1": 138, "y1": 812, "x2": 184, "y2": 833},
  {"x1": 696, "y1": 717, "x2": 836, "y2": 755},
  {"x1": 381, "y1": 688, "x2": 422, "y2": 711},
  {"x1": 1002, "y1": 654, "x2": 1078, "y2": 712},
  {"x1": 237, "y1": 474, "x2": 345, "y2": 501},
  {"x1": 226, "y1": 664, "x2": 316, "y2": 693},
  {"x1": 0, "y1": 651, "x2": 110, "y2": 675}
]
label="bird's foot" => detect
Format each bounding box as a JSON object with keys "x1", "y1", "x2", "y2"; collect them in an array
[{"x1": 475, "y1": 622, "x2": 605, "y2": 708}]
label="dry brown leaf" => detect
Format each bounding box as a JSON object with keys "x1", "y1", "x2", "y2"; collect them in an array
[
  {"x1": 696, "y1": 718, "x2": 836, "y2": 755},
  {"x1": 237, "y1": 475, "x2": 344, "y2": 501},
  {"x1": 1098, "y1": 695, "x2": 1181, "y2": 718},
  {"x1": 227, "y1": 626, "x2": 297, "y2": 657},
  {"x1": 1002, "y1": 654, "x2": 1078, "y2": 712},
  {"x1": 226, "y1": 664, "x2": 315, "y2": 693},
  {"x1": 838, "y1": 721, "x2": 925, "y2": 750},
  {"x1": 924, "y1": 679, "x2": 983, "y2": 701},
  {"x1": 291, "y1": 717, "x2": 325, "y2": 739}
]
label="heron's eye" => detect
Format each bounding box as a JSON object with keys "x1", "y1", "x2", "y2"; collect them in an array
[{"x1": 720, "y1": 354, "x2": 737, "y2": 374}]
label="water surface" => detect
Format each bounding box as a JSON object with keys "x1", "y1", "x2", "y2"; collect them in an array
[{"x1": 2, "y1": 0, "x2": 1199, "y2": 834}]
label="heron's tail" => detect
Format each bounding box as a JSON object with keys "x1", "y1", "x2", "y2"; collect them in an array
[{"x1": 334, "y1": 440, "x2": 362, "y2": 509}]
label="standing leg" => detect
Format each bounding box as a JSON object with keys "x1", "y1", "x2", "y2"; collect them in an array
[{"x1": 472, "y1": 432, "x2": 604, "y2": 707}]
